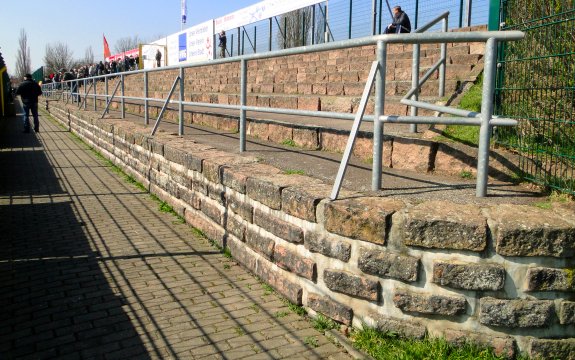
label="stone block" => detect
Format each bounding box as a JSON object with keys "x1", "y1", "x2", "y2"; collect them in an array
[
  {"x1": 149, "y1": 140, "x2": 164, "y2": 156},
  {"x1": 560, "y1": 301, "x2": 575, "y2": 325},
  {"x1": 433, "y1": 261, "x2": 505, "y2": 291},
  {"x1": 304, "y1": 232, "x2": 351, "y2": 262},
  {"x1": 298, "y1": 97, "x2": 320, "y2": 111},
  {"x1": 404, "y1": 201, "x2": 487, "y2": 251},
  {"x1": 207, "y1": 182, "x2": 225, "y2": 205},
  {"x1": 226, "y1": 194, "x2": 253, "y2": 223},
  {"x1": 323, "y1": 269, "x2": 379, "y2": 301},
  {"x1": 226, "y1": 214, "x2": 247, "y2": 242},
  {"x1": 245, "y1": 227, "x2": 275, "y2": 260},
  {"x1": 256, "y1": 259, "x2": 302, "y2": 305},
  {"x1": 526, "y1": 267, "x2": 575, "y2": 292},
  {"x1": 281, "y1": 183, "x2": 329, "y2": 222},
  {"x1": 184, "y1": 210, "x2": 226, "y2": 248},
  {"x1": 273, "y1": 244, "x2": 316, "y2": 281},
  {"x1": 253, "y1": 209, "x2": 304, "y2": 244},
  {"x1": 369, "y1": 313, "x2": 426, "y2": 339},
  {"x1": 324, "y1": 197, "x2": 405, "y2": 245},
  {"x1": 178, "y1": 186, "x2": 201, "y2": 210},
  {"x1": 293, "y1": 127, "x2": 319, "y2": 149},
  {"x1": 358, "y1": 248, "x2": 419, "y2": 282},
  {"x1": 490, "y1": 204, "x2": 575, "y2": 257},
  {"x1": 227, "y1": 236, "x2": 257, "y2": 273},
  {"x1": 444, "y1": 329, "x2": 516, "y2": 359},
  {"x1": 479, "y1": 297, "x2": 554, "y2": 328},
  {"x1": 529, "y1": 339, "x2": 575, "y2": 360},
  {"x1": 246, "y1": 174, "x2": 307, "y2": 210},
  {"x1": 268, "y1": 123, "x2": 293, "y2": 144},
  {"x1": 307, "y1": 293, "x2": 353, "y2": 325},
  {"x1": 200, "y1": 200, "x2": 223, "y2": 225},
  {"x1": 164, "y1": 145, "x2": 186, "y2": 166},
  {"x1": 393, "y1": 291, "x2": 466, "y2": 316}
]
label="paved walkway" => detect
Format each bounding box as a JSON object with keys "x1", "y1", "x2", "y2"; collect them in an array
[{"x1": 0, "y1": 108, "x2": 352, "y2": 359}]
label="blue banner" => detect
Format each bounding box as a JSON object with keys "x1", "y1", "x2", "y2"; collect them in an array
[{"x1": 179, "y1": 33, "x2": 187, "y2": 62}]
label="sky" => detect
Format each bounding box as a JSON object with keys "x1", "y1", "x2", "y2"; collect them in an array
[{"x1": 0, "y1": 0, "x2": 257, "y2": 75}]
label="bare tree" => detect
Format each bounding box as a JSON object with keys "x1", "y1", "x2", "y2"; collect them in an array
[
  {"x1": 43, "y1": 42, "x2": 74, "y2": 74},
  {"x1": 15, "y1": 29, "x2": 31, "y2": 79},
  {"x1": 84, "y1": 46, "x2": 94, "y2": 64},
  {"x1": 277, "y1": 7, "x2": 313, "y2": 49},
  {"x1": 114, "y1": 35, "x2": 143, "y2": 53}
]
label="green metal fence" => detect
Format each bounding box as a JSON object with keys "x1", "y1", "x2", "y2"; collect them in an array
[{"x1": 495, "y1": 1, "x2": 575, "y2": 195}]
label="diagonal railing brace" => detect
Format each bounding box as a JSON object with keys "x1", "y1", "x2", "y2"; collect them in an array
[
  {"x1": 100, "y1": 80, "x2": 122, "y2": 119},
  {"x1": 150, "y1": 76, "x2": 181, "y2": 136}
]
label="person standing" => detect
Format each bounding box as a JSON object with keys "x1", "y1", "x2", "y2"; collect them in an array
[
  {"x1": 155, "y1": 49, "x2": 162, "y2": 67},
  {"x1": 218, "y1": 31, "x2": 227, "y2": 58},
  {"x1": 385, "y1": 6, "x2": 411, "y2": 34},
  {"x1": 16, "y1": 74, "x2": 43, "y2": 133}
]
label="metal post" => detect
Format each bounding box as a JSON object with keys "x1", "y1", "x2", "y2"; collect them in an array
[
  {"x1": 415, "y1": 0, "x2": 419, "y2": 29},
  {"x1": 230, "y1": 34, "x2": 234, "y2": 57},
  {"x1": 439, "y1": 17, "x2": 448, "y2": 97},
  {"x1": 179, "y1": 67, "x2": 184, "y2": 135},
  {"x1": 93, "y1": 78, "x2": 97, "y2": 111},
  {"x1": 312, "y1": 5, "x2": 316, "y2": 45},
  {"x1": 237, "y1": 28, "x2": 241, "y2": 55},
  {"x1": 373, "y1": 40, "x2": 387, "y2": 191},
  {"x1": 378, "y1": 0, "x2": 383, "y2": 33},
  {"x1": 476, "y1": 37, "x2": 497, "y2": 197},
  {"x1": 465, "y1": 0, "x2": 473, "y2": 27},
  {"x1": 254, "y1": 27, "x2": 257, "y2": 53},
  {"x1": 410, "y1": 43, "x2": 420, "y2": 133},
  {"x1": 240, "y1": 59, "x2": 247, "y2": 152},
  {"x1": 269, "y1": 18, "x2": 273, "y2": 51},
  {"x1": 283, "y1": 17, "x2": 287, "y2": 49},
  {"x1": 83, "y1": 79, "x2": 87, "y2": 110},
  {"x1": 348, "y1": 0, "x2": 353, "y2": 39},
  {"x1": 242, "y1": 30, "x2": 245, "y2": 55},
  {"x1": 459, "y1": 0, "x2": 464, "y2": 28},
  {"x1": 372, "y1": 0, "x2": 377, "y2": 35},
  {"x1": 144, "y1": 71, "x2": 149, "y2": 125},
  {"x1": 120, "y1": 74, "x2": 125, "y2": 119},
  {"x1": 105, "y1": 76, "x2": 109, "y2": 114},
  {"x1": 302, "y1": 11, "x2": 306, "y2": 46}
]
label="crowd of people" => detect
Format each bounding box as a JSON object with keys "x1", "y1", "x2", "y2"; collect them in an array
[{"x1": 42, "y1": 55, "x2": 140, "y2": 85}]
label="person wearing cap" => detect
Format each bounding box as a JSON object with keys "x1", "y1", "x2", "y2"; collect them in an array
[
  {"x1": 16, "y1": 74, "x2": 43, "y2": 133},
  {"x1": 218, "y1": 30, "x2": 227, "y2": 58}
]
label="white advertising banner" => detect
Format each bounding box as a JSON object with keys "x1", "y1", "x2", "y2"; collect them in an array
[
  {"x1": 141, "y1": 43, "x2": 166, "y2": 69},
  {"x1": 214, "y1": 0, "x2": 324, "y2": 32},
  {"x1": 186, "y1": 20, "x2": 214, "y2": 63}
]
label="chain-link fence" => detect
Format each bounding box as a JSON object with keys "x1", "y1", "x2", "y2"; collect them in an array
[
  {"x1": 495, "y1": 1, "x2": 575, "y2": 195},
  {"x1": 221, "y1": 0, "x2": 488, "y2": 57}
]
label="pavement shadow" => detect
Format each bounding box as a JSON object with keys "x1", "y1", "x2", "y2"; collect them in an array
[{"x1": 0, "y1": 113, "x2": 151, "y2": 358}]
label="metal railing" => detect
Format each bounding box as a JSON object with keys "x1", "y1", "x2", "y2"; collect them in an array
[{"x1": 43, "y1": 18, "x2": 523, "y2": 199}]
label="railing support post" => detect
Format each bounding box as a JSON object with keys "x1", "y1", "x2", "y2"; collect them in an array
[
  {"x1": 476, "y1": 37, "x2": 497, "y2": 197},
  {"x1": 144, "y1": 71, "x2": 149, "y2": 125},
  {"x1": 93, "y1": 79, "x2": 97, "y2": 111},
  {"x1": 373, "y1": 40, "x2": 387, "y2": 191},
  {"x1": 439, "y1": 18, "x2": 448, "y2": 97},
  {"x1": 410, "y1": 43, "x2": 420, "y2": 133},
  {"x1": 240, "y1": 59, "x2": 247, "y2": 152},
  {"x1": 105, "y1": 76, "x2": 109, "y2": 114},
  {"x1": 120, "y1": 74, "x2": 125, "y2": 119},
  {"x1": 179, "y1": 67, "x2": 185, "y2": 135},
  {"x1": 83, "y1": 79, "x2": 87, "y2": 110}
]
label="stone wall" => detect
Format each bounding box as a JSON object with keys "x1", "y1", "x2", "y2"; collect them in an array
[{"x1": 48, "y1": 104, "x2": 575, "y2": 359}]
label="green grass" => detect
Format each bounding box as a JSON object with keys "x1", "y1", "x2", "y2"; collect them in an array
[
  {"x1": 281, "y1": 139, "x2": 297, "y2": 147},
  {"x1": 460, "y1": 170, "x2": 474, "y2": 179},
  {"x1": 223, "y1": 247, "x2": 232, "y2": 259},
  {"x1": 274, "y1": 310, "x2": 290, "y2": 318},
  {"x1": 304, "y1": 336, "x2": 319, "y2": 348},
  {"x1": 283, "y1": 169, "x2": 305, "y2": 175},
  {"x1": 351, "y1": 327, "x2": 527, "y2": 360},
  {"x1": 441, "y1": 75, "x2": 483, "y2": 147},
  {"x1": 312, "y1": 314, "x2": 339, "y2": 332},
  {"x1": 261, "y1": 283, "x2": 274, "y2": 296}
]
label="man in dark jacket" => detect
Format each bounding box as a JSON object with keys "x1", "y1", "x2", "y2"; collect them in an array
[
  {"x1": 385, "y1": 6, "x2": 411, "y2": 34},
  {"x1": 16, "y1": 74, "x2": 43, "y2": 133}
]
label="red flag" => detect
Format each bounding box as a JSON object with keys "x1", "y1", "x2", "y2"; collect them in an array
[{"x1": 103, "y1": 34, "x2": 111, "y2": 59}]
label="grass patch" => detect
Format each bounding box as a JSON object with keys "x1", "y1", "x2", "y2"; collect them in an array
[
  {"x1": 234, "y1": 326, "x2": 245, "y2": 336},
  {"x1": 351, "y1": 326, "x2": 524, "y2": 360},
  {"x1": 442, "y1": 75, "x2": 483, "y2": 147},
  {"x1": 304, "y1": 336, "x2": 319, "y2": 348},
  {"x1": 274, "y1": 311, "x2": 290, "y2": 318},
  {"x1": 312, "y1": 314, "x2": 339, "y2": 332},
  {"x1": 223, "y1": 247, "x2": 232, "y2": 259},
  {"x1": 460, "y1": 170, "x2": 474, "y2": 179},
  {"x1": 158, "y1": 201, "x2": 185, "y2": 224},
  {"x1": 533, "y1": 190, "x2": 574, "y2": 209},
  {"x1": 283, "y1": 169, "x2": 305, "y2": 175},
  {"x1": 281, "y1": 139, "x2": 297, "y2": 147},
  {"x1": 249, "y1": 304, "x2": 260, "y2": 313},
  {"x1": 262, "y1": 283, "x2": 274, "y2": 296},
  {"x1": 284, "y1": 300, "x2": 307, "y2": 316},
  {"x1": 223, "y1": 264, "x2": 231, "y2": 270}
]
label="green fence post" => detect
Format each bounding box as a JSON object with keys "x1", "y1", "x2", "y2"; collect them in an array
[{"x1": 488, "y1": 0, "x2": 501, "y2": 30}]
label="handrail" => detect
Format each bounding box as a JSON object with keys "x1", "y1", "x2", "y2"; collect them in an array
[{"x1": 42, "y1": 16, "x2": 524, "y2": 198}]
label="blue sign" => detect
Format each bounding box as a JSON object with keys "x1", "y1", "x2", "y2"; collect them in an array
[{"x1": 179, "y1": 33, "x2": 187, "y2": 62}]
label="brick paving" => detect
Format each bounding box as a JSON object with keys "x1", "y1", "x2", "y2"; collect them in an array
[{"x1": 0, "y1": 110, "x2": 352, "y2": 359}]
